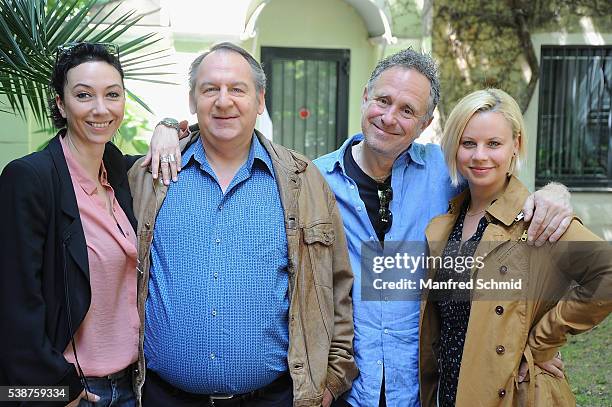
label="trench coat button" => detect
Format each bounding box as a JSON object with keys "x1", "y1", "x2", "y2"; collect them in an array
[
  {"x1": 496, "y1": 345, "x2": 505, "y2": 354},
  {"x1": 145, "y1": 222, "x2": 151, "y2": 230},
  {"x1": 499, "y1": 265, "x2": 508, "y2": 274},
  {"x1": 498, "y1": 388, "x2": 506, "y2": 398},
  {"x1": 495, "y1": 305, "x2": 504, "y2": 315}
]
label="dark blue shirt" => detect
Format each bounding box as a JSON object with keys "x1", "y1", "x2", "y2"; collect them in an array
[{"x1": 144, "y1": 135, "x2": 289, "y2": 394}]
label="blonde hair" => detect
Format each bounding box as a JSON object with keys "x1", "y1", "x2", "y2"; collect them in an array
[{"x1": 441, "y1": 88, "x2": 527, "y2": 186}]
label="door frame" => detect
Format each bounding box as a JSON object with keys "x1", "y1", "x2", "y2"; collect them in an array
[{"x1": 260, "y1": 46, "x2": 350, "y2": 152}]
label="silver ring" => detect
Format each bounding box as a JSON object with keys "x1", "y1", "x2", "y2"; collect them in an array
[
  {"x1": 160, "y1": 154, "x2": 170, "y2": 163},
  {"x1": 167, "y1": 153, "x2": 176, "y2": 163}
]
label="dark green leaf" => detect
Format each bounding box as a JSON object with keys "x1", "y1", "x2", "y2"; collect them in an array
[{"x1": 125, "y1": 88, "x2": 154, "y2": 114}]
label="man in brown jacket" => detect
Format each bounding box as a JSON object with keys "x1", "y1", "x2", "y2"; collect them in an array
[{"x1": 128, "y1": 42, "x2": 357, "y2": 406}]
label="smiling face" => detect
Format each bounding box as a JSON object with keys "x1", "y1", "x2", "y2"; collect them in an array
[
  {"x1": 189, "y1": 50, "x2": 264, "y2": 147},
  {"x1": 56, "y1": 61, "x2": 125, "y2": 146},
  {"x1": 457, "y1": 111, "x2": 520, "y2": 195},
  {"x1": 361, "y1": 67, "x2": 433, "y2": 160}
]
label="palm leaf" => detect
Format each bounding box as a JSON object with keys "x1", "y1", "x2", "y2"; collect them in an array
[
  {"x1": 0, "y1": 0, "x2": 174, "y2": 126},
  {"x1": 124, "y1": 88, "x2": 153, "y2": 114}
]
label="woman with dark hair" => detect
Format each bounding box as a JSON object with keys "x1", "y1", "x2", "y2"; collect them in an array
[{"x1": 0, "y1": 42, "x2": 179, "y2": 407}]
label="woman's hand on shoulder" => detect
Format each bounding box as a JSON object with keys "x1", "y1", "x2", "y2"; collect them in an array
[{"x1": 140, "y1": 119, "x2": 189, "y2": 185}]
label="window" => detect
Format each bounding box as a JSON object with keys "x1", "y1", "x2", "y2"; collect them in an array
[{"x1": 536, "y1": 46, "x2": 611, "y2": 189}]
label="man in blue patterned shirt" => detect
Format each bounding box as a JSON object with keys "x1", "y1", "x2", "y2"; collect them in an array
[{"x1": 128, "y1": 43, "x2": 358, "y2": 406}]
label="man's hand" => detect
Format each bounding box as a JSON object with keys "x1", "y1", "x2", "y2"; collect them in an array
[
  {"x1": 523, "y1": 182, "x2": 572, "y2": 246},
  {"x1": 141, "y1": 120, "x2": 189, "y2": 185},
  {"x1": 518, "y1": 353, "x2": 564, "y2": 383},
  {"x1": 322, "y1": 388, "x2": 334, "y2": 407},
  {"x1": 65, "y1": 389, "x2": 100, "y2": 407}
]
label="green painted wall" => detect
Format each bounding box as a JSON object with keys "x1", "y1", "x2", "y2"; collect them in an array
[
  {"x1": 0, "y1": 107, "x2": 29, "y2": 170},
  {"x1": 253, "y1": 0, "x2": 378, "y2": 139},
  {"x1": 0, "y1": 98, "x2": 53, "y2": 170}
]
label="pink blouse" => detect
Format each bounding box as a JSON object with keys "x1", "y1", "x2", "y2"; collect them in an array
[{"x1": 60, "y1": 135, "x2": 139, "y2": 377}]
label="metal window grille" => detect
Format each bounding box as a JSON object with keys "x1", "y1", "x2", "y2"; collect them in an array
[
  {"x1": 536, "y1": 46, "x2": 612, "y2": 190},
  {"x1": 262, "y1": 47, "x2": 350, "y2": 159}
]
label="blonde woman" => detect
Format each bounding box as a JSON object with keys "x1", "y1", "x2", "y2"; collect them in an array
[{"x1": 419, "y1": 89, "x2": 611, "y2": 406}]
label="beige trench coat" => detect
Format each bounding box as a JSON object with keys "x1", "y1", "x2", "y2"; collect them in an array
[{"x1": 419, "y1": 176, "x2": 612, "y2": 406}]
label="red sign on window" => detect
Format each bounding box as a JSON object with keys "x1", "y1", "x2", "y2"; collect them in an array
[{"x1": 298, "y1": 107, "x2": 310, "y2": 120}]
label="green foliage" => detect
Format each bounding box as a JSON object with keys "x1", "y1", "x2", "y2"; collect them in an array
[
  {"x1": 564, "y1": 316, "x2": 611, "y2": 406},
  {"x1": 432, "y1": 0, "x2": 610, "y2": 123},
  {"x1": 0, "y1": 0, "x2": 173, "y2": 125}
]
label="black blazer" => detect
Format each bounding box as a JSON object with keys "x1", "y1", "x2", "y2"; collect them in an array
[{"x1": 0, "y1": 130, "x2": 137, "y2": 405}]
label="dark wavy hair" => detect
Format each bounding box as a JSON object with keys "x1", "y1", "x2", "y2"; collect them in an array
[{"x1": 48, "y1": 42, "x2": 124, "y2": 128}]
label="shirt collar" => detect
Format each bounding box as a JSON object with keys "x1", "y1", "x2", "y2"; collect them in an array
[
  {"x1": 324, "y1": 133, "x2": 426, "y2": 174},
  {"x1": 60, "y1": 133, "x2": 106, "y2": 196},
  {"x1": 405, "y1": 142, "x2": 425, "y2": 166},
  {"x1": 182, "y1": 132, "x2": 275, "y2": 179},
  {"x1": 250, "y1": 133, "x2": 275, "y2": 178},
  {"x1": 323, "y1": 133, "x2": 363, "y2": 174}
]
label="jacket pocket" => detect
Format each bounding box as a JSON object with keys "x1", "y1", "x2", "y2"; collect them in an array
[
  {"x1": 302, "y1": 222, "x2": 335, "y2": 345},
  {"x1": 515, "y1": 365, "x2": 576, "y2": 406},
  {"x1": 303, "y1": 222, "x2": 335, "y2": 288}
]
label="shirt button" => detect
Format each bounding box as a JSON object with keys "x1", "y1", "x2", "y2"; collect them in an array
[
  {"x1": 212, "y1": 309, "x2": 217, "y2": 316},
  {"x1": 499, "y1": 265, "x2": 508, "y2": 274},
  {"x1": 495, "y1": 305, "x2": 504, "y2": 315},
  {"x1": 356, "y1": 206, "x2": 362, "y2": 211},
  {"x1": 496, "y1": 345, "x2": 505, "y2": 355},
  {"x1": 210, "y1": 353, "x2": 215, "y2": 359},
  {"x1": 218, "y1": 204, "x2": 222, "y2": 211},
  {"x1": 377, "y1": 360, "x2": 382, "y2": 365},
  {"x1": 498, "y1": 388, "x2": 506, "y2": 398},
  {"x1": 215, "y1": 238, "x2": 221, "y2": 244},
  {"x1": 384, "y1": 329, "x2": 389, "y2": 334},
  {"x1": 349, "y1": 184, "x2": 355, "y2": 190},
  {"x1": 213, "y1": 272, "x2": 219, "y2": 279}
]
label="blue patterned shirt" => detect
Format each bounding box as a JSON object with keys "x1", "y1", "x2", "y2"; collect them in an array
[
  {"x1": 144, "y1": 134, "x2": 289, "y2": 394},
  {"x1": 314, "y1": 134, "x2": 459, "y2": 407}
]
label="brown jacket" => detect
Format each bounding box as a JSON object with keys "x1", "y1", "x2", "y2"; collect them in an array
[
  {"x1": 128, "y1": 130, "x2": 358, "y2": 406},
  {"x1": 419, "y1": 176, "x2": 612, "y2": 406}
]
